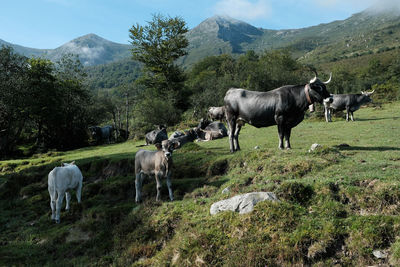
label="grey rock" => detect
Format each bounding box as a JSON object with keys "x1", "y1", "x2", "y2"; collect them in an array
[
  {"x1": 210, "y1": 192, "x2": 278, "y2": 215},
  {"x1": 221, "y1": 187, "x2": 230, "y2": 194},
  {"x1": 373, "y1": 250, "x2": 388, "y2": 259},
  {"x1": 309, "y1": 143, "x2": 322, "y2": 152}
]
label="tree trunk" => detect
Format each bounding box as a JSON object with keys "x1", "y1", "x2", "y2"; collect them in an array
[
  {"x1": 112, "y1": 109, "x2": 119, "y2": 141},
  {"x1": 125, "y1": 93, "x2": 129, "y2": 140}
]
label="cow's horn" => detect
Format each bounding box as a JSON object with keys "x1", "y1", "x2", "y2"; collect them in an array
[
  {"x1": 324, "y1": 72, "x2": 332, "y2": 84},
  {"x1": 310, "y1": 75, "x2": 317, "y2": 83},
  {"x1": 368, "y1": 89, "x2": 375, "y2": 95}
]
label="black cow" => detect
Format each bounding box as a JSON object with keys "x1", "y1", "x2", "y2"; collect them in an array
[
  {"x1": 323, "y1": 90, "x2": 374, "y2": 122},
  {"x1": 89, "y1": 125, "x2": 114, "y2": 144},
  {"x1": 145, "y1": 126, "x2": 168, "y2": 145},
  {"x1": 224, "y1": 73, "x2": 332, "y2": 152}
]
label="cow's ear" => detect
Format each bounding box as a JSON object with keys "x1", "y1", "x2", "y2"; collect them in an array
[
  {"x1": 155, "y1": 143, "x2": 162, "y2": 150},
  {"x1": 61, "y1": 163, "x2": 66, "y2": 167}
]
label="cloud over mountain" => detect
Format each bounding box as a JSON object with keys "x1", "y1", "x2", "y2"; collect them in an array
[{"x1": 213, "y1": 0, "x2": 271, "y2": 20}]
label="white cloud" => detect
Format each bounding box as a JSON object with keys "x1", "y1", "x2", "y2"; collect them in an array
[
  {"x1": 213, "y1": 0, "x2": 271, "y2": 20},
  {"x1": 312, "y1": 0, "x2": 398, "y2": 10}
]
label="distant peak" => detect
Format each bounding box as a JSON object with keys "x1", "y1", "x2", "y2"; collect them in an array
[
  {"x1": 75, "y1": 33, "x2": 104, "y2": 40},
  {"x1": 207, "y1": 15, "x2": 248, "y2": 25}
]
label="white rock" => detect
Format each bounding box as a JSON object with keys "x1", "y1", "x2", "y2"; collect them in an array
[
  {"x1": 373, "y1": 250, "x2": 387, "y2": 259},
  {"x1": 254, "y1": 146, "x2": 260, "y2": 150},
  {"x1": 221, "y1": 187, "x2": 230, "y2": 194},
  {"x1": 309, "y1": 143, "x2": 322, "y2": 152},
  {"x1": 210, "y1": 192, "x2": 279, "y2": 215}
]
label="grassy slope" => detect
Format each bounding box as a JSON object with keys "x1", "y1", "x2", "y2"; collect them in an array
[{"x1": 1, "y1": 102, "x2": 400, "y2": 266}]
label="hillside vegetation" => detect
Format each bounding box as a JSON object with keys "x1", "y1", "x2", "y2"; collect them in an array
[{"x1": 1, "y1": 102, "x2": 400, "y2": 266}]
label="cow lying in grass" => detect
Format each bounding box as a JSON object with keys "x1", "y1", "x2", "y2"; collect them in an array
[
  {"x1": 196, "y1": 120, "x2": 228, "y2": 141},
  {"x1": 135, "y1": 140, "x2": 179, "y2": 202},
  {"x1": 48, "y1": 161, "x2": 83, "y2": 223},
  {"x1": 169, "y1": 128, "x2": 198, "y2": 148}
]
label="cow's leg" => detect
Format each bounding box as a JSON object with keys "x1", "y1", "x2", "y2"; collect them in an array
[
  {"x1": 135, "y1": 172, "x2": 143, "y2": 203},
  {"x1": 155, "y1": 172, "x2": 162, "y2": 201},
  {"x1": 328, "y1": 108, "x2": 332, "y2": 122},
  {"x1": 226, "y1": 115, "x2": 237, "y2": 152},
  {"x1": 166, "y1": 171, "x2": 173, "y2": 201},
  {"x1": 48, "y1": 186, "x2": 56, "y2": 220},
  {"x1": 76, "y1": 181, "x2": 82, "y2": 203},
  {"x1": 350, "y1": 111, "x2": 354, "y2": 121},
  {"x1": 275, "y1": 115, "x2": 284, "y2": 149},
  {"x1": 233, "y1": 123, "x2": 242, "y2": 151},
  {"x1": 324, "y1": 107, "x2": 330, "y2": 122},
  {"x1": 284, "y1": 127, "x2": 292, "y2": 150},
  {"x1": 346, "y1": 107, "x2": 350, "y2": 121},
  {"x1": 65, "y1": 191, "x2": 71, "y2": 210},
  {"x1": 55, "y1": 190, "x2": 65, "y2": 223}
]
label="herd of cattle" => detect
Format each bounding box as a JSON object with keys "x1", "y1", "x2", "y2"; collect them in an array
[{"x1": 49, "y1": 72, "x2": 375, "y2": 222}]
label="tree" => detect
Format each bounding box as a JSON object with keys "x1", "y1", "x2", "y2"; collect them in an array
[
  {"x1": 26, "y1": 57, "x2": 57, "y2": 147},
  {"x1": 0, "y1": 46, "x2": 29, "y2": 157},
  {"x1": 129, "y1": 14, "x2": 189, "y2": 127}
]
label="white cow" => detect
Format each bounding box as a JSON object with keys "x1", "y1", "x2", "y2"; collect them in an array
[{"x1": 48, "y1": 161, "x2": 83, "y2": 223}]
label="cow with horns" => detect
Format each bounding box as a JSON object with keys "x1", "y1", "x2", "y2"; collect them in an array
[
  {"x1": 323, "y1": 90, "x2": 375, "y2": 122},
  {"x1": 224, "y1": 73, "x2": 332, "y2": 152}
]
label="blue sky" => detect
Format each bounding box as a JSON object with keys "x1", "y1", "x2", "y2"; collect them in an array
[{"x1": 0, "y1": 0, "x2": 392, "y2": 49}]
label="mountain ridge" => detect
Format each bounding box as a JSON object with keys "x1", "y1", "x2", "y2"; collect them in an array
[{"x1": 1, "y1": 9, "x2": 400, "y2": 67}]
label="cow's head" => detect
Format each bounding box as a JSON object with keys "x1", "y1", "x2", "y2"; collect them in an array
[
  {"x1": 360, "y1": 90, "x2": 374, "y2": 104},
  {"x1": 308, "y1": 73, "x2": 332, "y2": 103},
  {"x1": 155, "y1": 140, "x2": 180, "y2": 158},
  {"x1": 198, "y1": 118, "x2": 211, "y2": 129},
  {"x1": 89, "y1": 126, "x2": 100, "y2": 138}
]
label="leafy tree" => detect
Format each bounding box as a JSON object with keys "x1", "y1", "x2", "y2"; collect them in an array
[
  {"x1": 0, "y1": 46, "x2": 29, "y2": 157},
  {"x1": 129, "y1": 14, "x2": 189, "y2": 127},
  {"x1": 26, "y1": 58, "x2": 57, "y2": 146}
]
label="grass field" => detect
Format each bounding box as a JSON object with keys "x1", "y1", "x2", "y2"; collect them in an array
[{"x1": 1, "y1": 102, "x2": 400, "y2": 266}]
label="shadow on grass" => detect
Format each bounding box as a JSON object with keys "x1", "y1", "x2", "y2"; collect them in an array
[
  {"x1": 355, "y1": 116, "x2": 400, "y2": 121},
  {"x1": 337, "y1": 146, "x2": 400, "y2": 151}
]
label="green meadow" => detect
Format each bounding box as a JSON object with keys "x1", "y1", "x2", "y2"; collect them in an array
[{"x1": 1, "y1": 102, "x2": 400, "y2": 266}]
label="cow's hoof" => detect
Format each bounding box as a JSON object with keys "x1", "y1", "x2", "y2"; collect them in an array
[
  {"x1": 55, "y1": 219, "x2": 60, "y2": 224},
  {"x1": 286, "y1": 147, "x2": 291, "y2": 150}
]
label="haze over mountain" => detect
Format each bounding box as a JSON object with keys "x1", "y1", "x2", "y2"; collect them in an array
[
  {"x1": 0, "y1": 34, "x2": 131, "y2": 66},
  {"x1": 1, "y1": 6, "x2": 400, "y2": 67}
]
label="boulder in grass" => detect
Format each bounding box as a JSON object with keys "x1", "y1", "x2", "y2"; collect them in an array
[{"x1": 210, "y1": 192, "x2": 278, "y2": 215}]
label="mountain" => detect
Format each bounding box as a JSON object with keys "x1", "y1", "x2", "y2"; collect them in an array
[
  {"x1": 0, "y1": 38, "x2": 50, "y2": 58},
  {"x1": 183, "y1": 10, "x2": 400, "y2": 66},
  {"x1": 2, "y1": 8, "x2": 400, "y2": 69},
  {"x1": 0, "y1": 34, "x2": 131, "y2": 66},
  {"x1": 45, "y1": 34, "x2": 131, "y2": 66}
]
